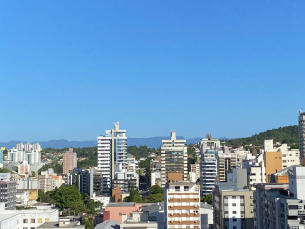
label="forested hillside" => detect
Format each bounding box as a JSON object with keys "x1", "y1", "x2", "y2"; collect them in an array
[{"x1": 222, "y1": 125, "x2": 299, "y2": 148}]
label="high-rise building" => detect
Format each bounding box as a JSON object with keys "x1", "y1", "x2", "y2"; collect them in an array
[
  {"x1": 299, "y1": 110, "x2": 305, "y2": 165},
  {"x1": 164, "y1": 181, "x2": 201, "y2": 229},
  {"x1": 97, "y1": 122, "x2": 128, "y2": 195},
  {"x1": 63, "y1": 148, "x2": 77, "y2": 174},
  {"x1": 8, "y1": 142, "x2": 41, "y2": 164},
  {"x1": 161, "y1": 131, "x2": 187, "y2": 187},
  {"x1": 200, "y1": 136, "x2": 220, "y2": 197},
  {"x1": 0, "y1": 174, "x2": 16, "y2": 210}
]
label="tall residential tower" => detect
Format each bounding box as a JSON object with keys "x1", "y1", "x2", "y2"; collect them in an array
[
  {"x1": 299, "y1": 110, "x2": 305, "y2": 165},
  {"x1": 161, "y1": 131, "x2": 187, "y2": 187},
  {"x1": 97, "y1": 122, "x2": 128, "y2": 195}
]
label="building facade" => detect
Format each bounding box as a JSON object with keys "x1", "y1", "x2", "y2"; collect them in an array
[
  {"x1": 8, "y1": 142, "x2": 41, "y2": 164},
  {"x1": 161, "y1": 131, "x2": 187, "y2": 187},
  {"x1": 63, "y1": 148, "x2": 77, "y2": 174},
  {"x1": 164, "y1": 181, "x2": 201, "y2": 229},
  {"x1": 97, "y1": 122, "x2": 128, "y2": 195},
  {"x1": 299, "y1": 110, "x2": 305, "y2": 165}
]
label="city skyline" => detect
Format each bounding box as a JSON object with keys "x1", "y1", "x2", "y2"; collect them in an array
[{"x1": 1, "y1": 1, "x2": 305, "y2": 142}]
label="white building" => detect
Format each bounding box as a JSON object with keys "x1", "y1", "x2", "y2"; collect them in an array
[
  {"x1": 254, "y1": 166, "x2": 305, "y2": 229},
  {"x1": 151, "y1": 171, "x2": 161, "y2": 186},
  {"x1": 164, "y1": 181, "x2": 201, "y2": 229},
  {"x1": 0, "y1": 203, "x2": 58, "y2": 229},
  {"x1": 97, "y1": 122, "x2": 128, "y2": 195},
  {"x1": 161, "y1": 131, "x2": 187, "y2": 187},
  {"x1": 8, "y1": 142, "x2": 41, "y2": 165}
]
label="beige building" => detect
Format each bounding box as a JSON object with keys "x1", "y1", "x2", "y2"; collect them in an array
[
  {"x1": 161, "y1": 131, "x2": 187, "y2": 187},
  {"x1": 63, "y1": 148, "x2": 77, "y2": 174},
  {"x1": 214, "y1": 189, "x2": 254, "y2": 229},
  {"x1": 217, "y1": 152, "x2": 237, "y2": 182},
  {"x1": 165, "y1": 181, "x2": 201, "y2": 229}
]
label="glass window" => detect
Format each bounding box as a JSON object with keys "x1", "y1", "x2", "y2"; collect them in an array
[
  {"x1": 175, "y1": 186, "x2": 180, "y2": 191},
  {"x1": 45, "y1": 218, "x2": 50, "y2": 222},
  {"x1": 38, "y1": 218, "x2": 42, "y2": 223},
  {"x1": 31, "y1": 219, "x2": 35, "y2": 223},
  {"x1": 184, "y1": 186, "x2": 189, "y2": 191},
  {"x1": 23, "y1": 219, "x2": 28, "y2": 223}
]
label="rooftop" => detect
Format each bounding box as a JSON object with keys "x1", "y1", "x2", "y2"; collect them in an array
[
  {"x1": 106, "y1": 202, "x2": 136, "y2": 207},
  {"x1": 37, "y1": 221, "x2": 83, "y2": 228}
]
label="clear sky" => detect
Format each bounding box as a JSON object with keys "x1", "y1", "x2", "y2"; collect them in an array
[{"x1": 1, "y1": 1, "x2": 305, "y2": 142}]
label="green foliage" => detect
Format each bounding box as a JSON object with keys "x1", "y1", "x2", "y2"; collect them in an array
[
  {"x1": 38, "y1": 163, "x2": 63, "y2": 175},
  {"x1": 78, "y1": 159, "x2": 96, "y2": 169},
  {"x1": 83, "y1": 216, "x2": 94, "y2": 229},
  {"x1": 52, "y1": 185, "x2": 82, "y2": 210},
  {"x1": 201, "y1": 194, "x2": 213, "y2": 205},
  {"x1": 127, "y1": 145, "x2": 158, "y2": 159},
  {"x1": 0, "y1": 168, "x2": 14, "y2": 174},
  {"x1": 139, "y1": 157, "x2": 153, "y2": 187},
  {"x1": 223, "y1": 125, "x2": 299, "y2": 147},
  {"x1": 145, "y1": 193, "x2": 164, "y2": 203},
  {"x1": 37, "y1": 189, "x2": 54, "y2": 203},
  {"x1": 149, "y1": 185, "x2": 164, "y2": 194},
  {"x1": 123, "y1": 186, "x2": 142, "y2": 203},
  {"x1": 3, "y1": 149, "x2": 8, "y2": 156}
]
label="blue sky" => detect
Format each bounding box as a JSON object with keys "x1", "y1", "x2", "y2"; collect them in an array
[{"x1": 1, "y1": 1, "x2": 305, "y2": 141}]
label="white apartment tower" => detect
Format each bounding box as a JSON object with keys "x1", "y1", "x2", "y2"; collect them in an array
[
  {"x1": 200, "y1": 135, "x2": 220, "y2": 197},
  {"x1": 8, "y1": 142, "x2": 41, "y2": 164},
  {"x1": 164, "y1": 181, "x2": 201, "y2": 229},
  {"x1": 161, "y1": 131, "x2": 187, "y2": 187},
  {"x1": 97, "y1": 122, "x2": 127, "y2": 195}
]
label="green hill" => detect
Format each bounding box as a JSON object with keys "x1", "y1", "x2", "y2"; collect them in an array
[{"x1": 222, "y1": 125, "x2": 299, "y2": 148}]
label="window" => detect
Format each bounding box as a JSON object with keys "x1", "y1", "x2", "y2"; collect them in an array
[
  {"x1": 175, "y1": 186, "x2": 180, "y2": 191},
  {"x1": 232, "y1": 196, "x2": 236, "y2": 199},
  {"x1": 240, "y1": 203, "x2": 244, "y2": 206},
  {"x1": 184, "y1": 186, "x2": 189, "y2": 191},
  {"x1": 23, "y1": 228, "x2": 27, "y2": 229},
  {"x1": 224, "y1": 211, "x2": 228, "y2": 214},
  {"x1": 232, "y1": 203, "x2": 236, "y2": 206},
  {"x1": 233, "y1": 211, "x2": 237, "y2": 214},
  {"x1": 233, "y1": 218, "x2": 237, "y2": 221},
  {"x1": 23, "y1": 219, "x2": 28, "y2": 223},
  {"x1": 38, "y1": 218, "x2": 42, "y2": 223},
  {"x1": 288, "y1": 205, "x2": 298, "y2": 210},
  {"x1": 31, "y1": 228, "x2": 35, "y2": 229},
  {"x1": 31, "y1": 219, "x2": 35, "y2": 223},
  {"x1": 45, "y1": 218, "x2": 50, "y2": 222}
]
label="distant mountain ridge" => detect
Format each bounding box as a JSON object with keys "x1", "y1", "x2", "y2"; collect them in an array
[{"x1": 0, "y1": 136, "x2": 217, "y2": 149}]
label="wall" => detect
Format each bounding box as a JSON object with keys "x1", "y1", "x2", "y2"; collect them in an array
[{"x1": 265, "y1": 151, "x2": 282, "y2": 183}]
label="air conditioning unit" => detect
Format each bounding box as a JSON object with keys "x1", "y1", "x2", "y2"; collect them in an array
[
  {"x1": 178, "y1": 213, "x2": 181, "y2": 215},
  {"x1": 170, "y1": 213, "x2": 173, "y2": 216},
  {"x1": 170, "y1": 220, "x2": 173, "y2": 223},
  {"x1": 179, "y1": 221, "x2": 181, "y2": 223},
  {"x1": 187, "y1": 213, "x2": 189, "y2": 215},
  {"x1": 194, "y1": 221, "x2": 197, "y2": 223}
]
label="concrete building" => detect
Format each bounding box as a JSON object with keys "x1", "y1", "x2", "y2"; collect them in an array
[
  {"x1": 37, "y1": 218, "x2": 84, "y2": 229},
  {"x1": 299, "y1": 110, "x2": 305, "y2": 165},
  {"x1": 79, "y1": 169, "x2": 90, "y2": 194},
  {"x1": 200, "y1": 136, "x2": 220, "y2": 196},
  {"x1": 97, "y1": 122, "x2": 128, "y2": 195},
  {"x1": 103, "y1": 202, "x2": 142, "y2": 223},
  {"x1": 16, "y1": 177, "x2": 40, "y2": 203},
  {"x1": 0, "y1": 175, "x2": 17, "y2": 210},
  {"x1": 254, "y1": 166, "x2": 305, "y2": 229},
  {"x1": 0, "y1": 203, "x2": 58, "y2": 229},
  {"x1": 191, "y1": 162, "x2": 200, "y2": 181},
  {"x1": 8, "y1": 142, "x2": 41, "y2": 164},
  {"x1": 214, "y1": 189, "x2": 254, "y2": 229},
  {"x1": 164, "y1": 181, "x2": 201, "y2": 229},
  {"x1": 161, "y1": 131, "x2": 187, "y2": 187},
  {"x1": 151, "y1": 171, "x2": 161, "y2": 187},
  {"x1": 63, "y1": 148, "x2": 77, "y2": 174},
  {"x1": 217, "y1": 152, "x2": 237, "y2": 182}
]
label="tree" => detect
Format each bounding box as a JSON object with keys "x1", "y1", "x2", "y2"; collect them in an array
[
  {"x1": 52, "y1": 185, "x2": 82, "y2": 210},
  {"x1": 123, "y1": 186, "x2": 142, "y2": 203},
  {"x1": 145, "y1": 193, "x2": 164, "y2": 203},
  {"x1": 70, "y1": 200, "x2": 87, "y2": 215},
  {"x1": 201, "y1": 194, "x2": 213, "y2": 205},
  {"x1": 149, "y1": 185, "x2": 163, "y2": 194}
]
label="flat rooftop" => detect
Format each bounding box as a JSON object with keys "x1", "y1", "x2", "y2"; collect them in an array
[
  {"x1": 37, "y1": 221, "x2": 83, "y2": 228},
  {"x1": 106, "y1": 202, "x2": 136, "y2": 207}
]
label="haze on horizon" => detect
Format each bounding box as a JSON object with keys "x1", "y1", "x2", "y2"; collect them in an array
[{"x1": 1, "y1": 1, "x2": 304, "y2": 142}]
